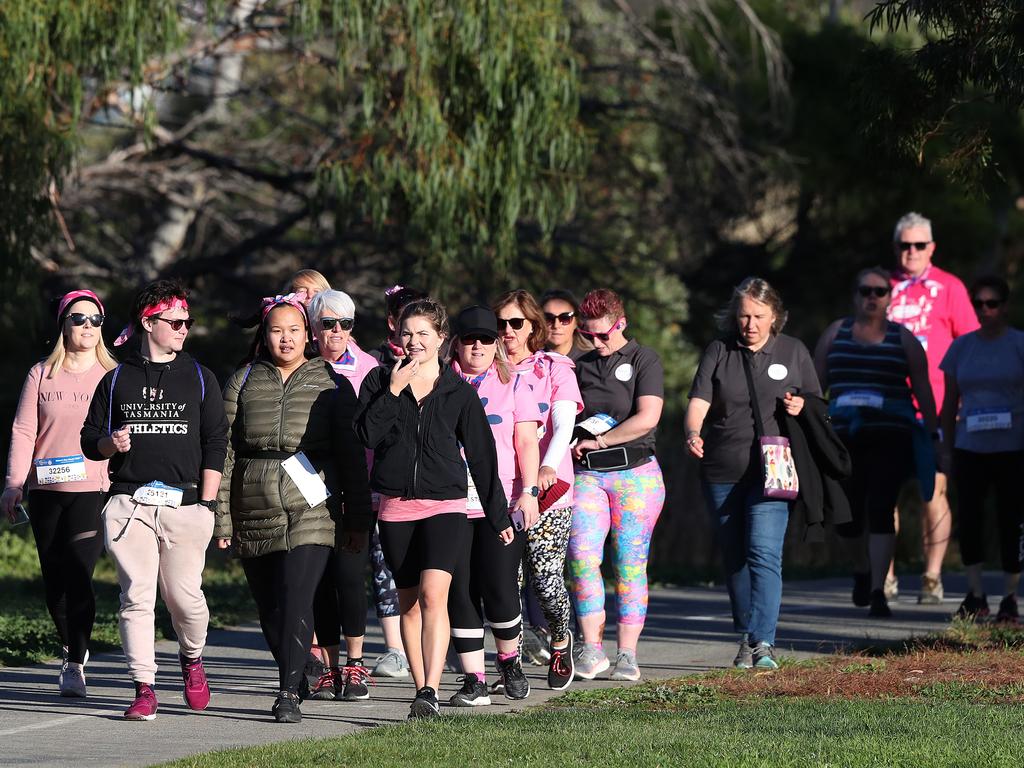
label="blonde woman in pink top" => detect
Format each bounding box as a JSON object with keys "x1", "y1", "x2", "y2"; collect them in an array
[{"x1": 2, "y1": 290, "x2": 116, "y2": 697}]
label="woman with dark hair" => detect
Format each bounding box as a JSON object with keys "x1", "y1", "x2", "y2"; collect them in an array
[
  {"x1": 493, "y1": 289, "x2": 583, "y2": 690},
  {"x1": 216, "y1": 294, "x2": 372, "y2": 723},
  {"x1": 687, "y1": 277, "x2": 820, "y2": 670},
  {"x1": 941, "y1": 275, "x2": 1024, "y2": 622},
  {"x1": 2, "y1": 290, "x2": 117, "y2": 697},
  {"x1": 368, "y1": 285, "x2": 430, "y2": 367},
  {"x1": 541, "y1": 289, "x2": 590, "y2": 360},
  {"x1": 569, "y1": 288, "x2": 665, "y2": 682},
  {"x1": 814, "y1": 268, "x2": 937, "y2": 619},
  {"x1": 356, "y1": 298, "x2": 509, "y2": 719}
]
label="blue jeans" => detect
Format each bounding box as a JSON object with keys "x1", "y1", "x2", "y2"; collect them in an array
[{"x1": 703, "y1": 480, "x2": 789, "y2": 646}]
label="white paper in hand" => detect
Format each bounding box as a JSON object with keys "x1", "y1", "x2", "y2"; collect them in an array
[{"x1": 282, "y1": 452, "x2": 331, "y2": 508}]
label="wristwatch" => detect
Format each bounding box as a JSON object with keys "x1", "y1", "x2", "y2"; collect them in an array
[
  {"x1": 197, "y1": 499, "x2": 218, "y2": 512},
  {"x1": 526, "y1": 486, "x2": 540, "y2": 498}
]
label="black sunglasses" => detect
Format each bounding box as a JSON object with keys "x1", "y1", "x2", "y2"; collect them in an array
[
  {"x1": 321, "y1": 317, "x2": 355, "y2": 331},
  {"x1": 152, "y1": 316, "x2": 195, "y2": 331},
  {"x1": 460, "y1": 334, "x2": 497, "y2": 345},
  {"x1": 67, "y1": 313, "x2": 104, "y2": 327},
  {"x1": 544, "y1": 311, "x2": 575, "y2": 326},
  {"x1": 497, "y1": 317, "x2": 527, "y2": 331},
  {"x1": 973, "y1": 298, "x2": 1004, "y2": 310},
  {"x1": 857, "y1": 286, "x2": 890, "y2": 298},
  {"x1": 898, "y1": 241, "x2": 930, "y2": 252}
]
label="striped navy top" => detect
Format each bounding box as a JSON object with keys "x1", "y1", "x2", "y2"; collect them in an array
[{"x1": 826, "y1": 318, "x2": 913, "y2": 431}]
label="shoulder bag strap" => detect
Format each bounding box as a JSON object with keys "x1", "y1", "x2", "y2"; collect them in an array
[{"x1": 740, "y1": 350, "x2": 765, "y2": 440}]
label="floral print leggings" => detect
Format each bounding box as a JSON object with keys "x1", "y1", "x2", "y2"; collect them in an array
[{"x1": 568, "y1": 459, "x2": 666, "y2": 625}]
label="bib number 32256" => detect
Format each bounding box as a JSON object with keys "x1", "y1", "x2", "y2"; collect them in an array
[{"x1": 34, "y1": 455, "x2": 88, "y2": 485}]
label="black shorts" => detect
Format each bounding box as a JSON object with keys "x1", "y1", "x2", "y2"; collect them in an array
[{"x1": 378, "y1": 513, "x2": 471, "y2": 589}]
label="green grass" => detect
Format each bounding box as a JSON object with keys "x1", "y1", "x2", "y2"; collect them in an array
[
  {"x1": 0, "y1": 528, "x2": 253, "y2": 666},
  {"x1": 159, "y1": 699, "x2": 1024, "y2": 768}
]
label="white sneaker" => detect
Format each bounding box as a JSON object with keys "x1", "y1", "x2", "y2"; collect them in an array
[
  {"x1": 573, "y1": 642, "x2": 610, "y2": 680},
  {"x1": 609, "y1": 649, "x2": 641, "y2": 681}
]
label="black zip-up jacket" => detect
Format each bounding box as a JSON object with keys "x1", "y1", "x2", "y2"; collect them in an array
[
  {"x1": 81, "y1": 350, "x2": 228, "y2": 504},
  {"x1": 355, "y1": 363, "x2": 509, "y2": 532}
]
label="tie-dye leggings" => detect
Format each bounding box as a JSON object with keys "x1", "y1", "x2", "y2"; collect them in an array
[{"x1": 568, "y1": 458, "x2": 666, "y2": 625}]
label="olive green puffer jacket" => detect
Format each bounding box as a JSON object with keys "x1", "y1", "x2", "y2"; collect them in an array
[{"x1": 215, "y1": 357, "x2": 371, "y2": 558}]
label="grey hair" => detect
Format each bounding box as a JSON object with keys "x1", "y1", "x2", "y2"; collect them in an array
[
  {"x1": 308, "y1": 289, "x2": 356, "y2": 326},
  {"x1": 892, "y1": 212, "x2": 933, "y2": 243},
  {"x1": 714, "y1": 276, "x2": 788, "y2": 336}
]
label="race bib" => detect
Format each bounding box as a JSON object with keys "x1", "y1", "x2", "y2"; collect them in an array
[
  {"x1": 835, "y1": 391, "x2": 884, "y2": 410},
  {"x1": 576, "y1": 413, "x2": 618, "y2": 436},
  {"x1": 966, "y1": 408, "x2": 1012, "y2": 433},
  {"x1": 132, "y1": 481, "x2": 184, "y2": 508},
  {"x1": 467, "y1": 469, "x2": 483, "y2": 511},
  {"x1": 33, "y1": 455, "x2": 87, "y2": 485}
]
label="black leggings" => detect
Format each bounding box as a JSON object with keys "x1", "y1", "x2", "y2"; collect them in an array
[
  {"x1": 449, "y1": 517, "x2": 526, "y2": 654},
  {"x1": 27, "y1": 490, "x2": 105, "y2": 664},
  {"x1": 312, "y1": 544, "x2": 369, "y2": 649},
  {"x1": 241, "y1": 545, "x2": 330, "y2": 693},
  {"x1": 836, "y1": 428, "x2": 914, "y2": 537},
  {"x1": 954, "y1": 449, "x2": 1024, "y2": 573}
]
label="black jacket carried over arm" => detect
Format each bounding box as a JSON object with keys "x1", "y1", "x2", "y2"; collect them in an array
[
  {"x1": 779, "y1": 395, "x2": 852, "y2": 542},
  {"x1": 355, "y1": 363, "x2": 509, "y2": 532}
]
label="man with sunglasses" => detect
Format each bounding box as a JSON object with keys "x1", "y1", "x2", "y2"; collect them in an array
[
  {"x1": 81, "y1": 279, "x2": 228, "y2": 721},
  {"x1": 886, "y1": 212, "x2": 979, "y2": 605}
]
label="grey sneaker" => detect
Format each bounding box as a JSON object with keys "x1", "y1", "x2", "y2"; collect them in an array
[
  {"x1": 918, "y1": 574, "x2": 944, "y2": 605},
  {"x1": 522, "y1": 626, "x2": 552, "y2": 666},
  {"x1": 371, "y1": 649, "x2": 410, "y2": 678},
  {"x1": 572, "y1": 642, "x2": 610, "y2": 680},
  {"x1": 609, "y1": 649, "x2": 641, "y2": 681},
  {"x1": 733, "y1": 635, "x2": 753, "y2": 669},
  {"x1": 752, "y1": 642, "x2": 779, "y2": 670},
  {"x1": 59, "y1": 647, "x2": 89, "y2": 698}
]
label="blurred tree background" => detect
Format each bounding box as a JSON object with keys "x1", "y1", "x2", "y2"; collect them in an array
[{"x1": 3, "y1": 0, "x2": 1023, "y2": 577}]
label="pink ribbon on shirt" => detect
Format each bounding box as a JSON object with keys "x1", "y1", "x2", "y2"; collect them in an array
[{"x1": 114, "y1": 297, "x2": 190, "y2": 347}]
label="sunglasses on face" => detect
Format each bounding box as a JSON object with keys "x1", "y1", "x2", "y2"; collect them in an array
[
  {"x1": 67, "y1": 313, "x2": 104, "y2": 327},
  {"x1": 578, "y1": 317, "x2": 624, "y2": 342},
  {"x1": 973, "y1": 298, "x2": 1004, "y2": 310},
  {"x1": 544, "y1": 311, "x2": 575, "y2": 326},
  {"x1": 857, "y1": 286, "x2": 890, "y2": 298},
  {"x1": 898, "y1": 241, "x2": 930, "y2": 252},
  {"x1": 321, "y1": 317, "x2": 355, "y2": 331},
  {"x1": 152, "y1": 316, "x2": 195, "y2": 331},
  {"x1": 497, "y1": 317, "x2": 527, "y2": 331},
  {"x1": 459, "y1": 334, "x2": 497, "y2": 346}
]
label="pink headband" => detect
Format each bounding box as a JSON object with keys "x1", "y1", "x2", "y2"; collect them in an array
[
  {"x1": 114, "y1": 297, "x2": 190, "y2": 347},
  {"x1": 261, "y1": 291, "x2": 308, "y2": 322},
  {"x1": 57, "y1": 290, "x2": 105, "y2": 323}
]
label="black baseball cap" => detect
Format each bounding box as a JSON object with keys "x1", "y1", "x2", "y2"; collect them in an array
[{"x1": 455, "y1": 305, "x2": 499, "y2": 340}]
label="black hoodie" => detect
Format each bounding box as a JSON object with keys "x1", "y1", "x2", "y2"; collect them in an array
[
  {"x1": 355, "y1": 363, "x2": 509, "y2": 532},
  {"x1": 81, "y1": 350, "x2": 229, "y2": 504}
]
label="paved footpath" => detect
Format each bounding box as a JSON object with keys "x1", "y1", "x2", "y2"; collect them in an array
[{"x1": 0, "y1": 572, "x2": 994, "y2": 768}]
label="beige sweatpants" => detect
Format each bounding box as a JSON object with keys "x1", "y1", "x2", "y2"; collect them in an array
[{"x1": 102, "y1": 494, "x2": 215, "y2": 684}]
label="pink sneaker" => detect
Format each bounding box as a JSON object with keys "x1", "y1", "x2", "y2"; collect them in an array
[
  {"x1": 180, "y1": 654, "x2": 211, "y2": 710},
  {"x1": 124, "y1": 683, "x2": 158, "y2": 721}
]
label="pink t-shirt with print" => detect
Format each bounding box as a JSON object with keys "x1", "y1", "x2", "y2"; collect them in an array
[
  {"x1": 888, "y1": 264, "x2": 979, "y2": 413},
  {"x1": 453, "y1": 361, "x2": 542, "y2": 520},
  {"x1": 514, "y1": 351, "x2": 583, "y2": 509}
]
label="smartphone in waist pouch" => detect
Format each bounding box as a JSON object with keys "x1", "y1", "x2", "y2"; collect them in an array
[{"x1": 583, "y1": 447, "x2": 631, "y2": 471}]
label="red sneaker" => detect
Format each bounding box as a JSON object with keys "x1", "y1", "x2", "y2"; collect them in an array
[
  {"x1": 124, "y1": 683, "x2": 158, "y2": 721},
  {"x1": 180, "y1": 654, "x2": 211, "y2": 711}
]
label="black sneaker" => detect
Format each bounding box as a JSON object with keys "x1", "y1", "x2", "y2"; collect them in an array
[
  {"x1": 496, "y1": 655, "x2": 530, "y2": 700},
  {"x1": 868, "y1": 589, "x2": 892, "y2": 618},
  {"x1": 996, "y1": 594, "x2": 1019, "y2": 623},
  {"x1": 547, "y1": 635, "x2": 574, "y2": 691},
  {"x1": 299, "y1": 652, "x2": 325, "y2": 701},
  {"x1": 852, "y1": 572, "x2": 871, "y2": 607},
  {"x1": 272, "y1": 690, "x2": 302, "y2": 723},
  {"x1": 956, "y1": 593, "x2": 990, "y2": 620},
  {"x1": 340, "y1": 665, "x2": 371, "y2": 701},
  {"x1": 309, "y1": 669, "x2": 337, "y2": 700},
  {"x1": 408, "y1": 686, "x2": 440, "y2": 719},
  {"x1": 449, "y1": 675, "x2": 491, "y2": 707}
]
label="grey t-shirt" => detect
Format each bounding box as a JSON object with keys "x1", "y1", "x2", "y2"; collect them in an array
[
  {"x1": 689, "y1": 334, "x2": 821, "y2": 483},
  {"x1": 939, "y1": 328, "x2": 1024, "y2": 453}
]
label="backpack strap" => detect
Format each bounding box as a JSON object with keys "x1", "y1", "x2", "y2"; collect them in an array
[
  {"x1": 194, "y1": 359, "x2": 206, "y2": 402},
  {"x1": 107, "y1": 364, "x2": 123, "y2": 434}
]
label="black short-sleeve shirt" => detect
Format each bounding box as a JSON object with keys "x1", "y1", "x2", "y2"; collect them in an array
[
  {"x1": 575, "y1": 339, "x2": 664, "y2": 453},
  {"x1": 688, "y1": 333, "x2": 821, "y2": 483}
]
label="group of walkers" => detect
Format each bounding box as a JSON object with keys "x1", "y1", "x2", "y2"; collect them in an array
[
  {"x1": 3, "y1": 208, "x2": 1020, "y2": 719},
  {"x1": 2, "y1": 274, "x2": 667, "y2": 722}
]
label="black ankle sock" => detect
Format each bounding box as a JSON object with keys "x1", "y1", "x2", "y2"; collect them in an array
[{"x1": 347, "y1": 657, "x2": 364, "y2": 667}]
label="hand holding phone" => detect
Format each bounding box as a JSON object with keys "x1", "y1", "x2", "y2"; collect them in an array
[{"x1": 11, "y1": 503, "x2": 29, "y2": 527}]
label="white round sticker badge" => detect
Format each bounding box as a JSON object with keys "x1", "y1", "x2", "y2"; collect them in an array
[
  {"x1": 767, "y1": 363, "x2": 788, "y2": 381},
  {"x1": 614, "y1": 363, "x2": 634, "y2": 382}
]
